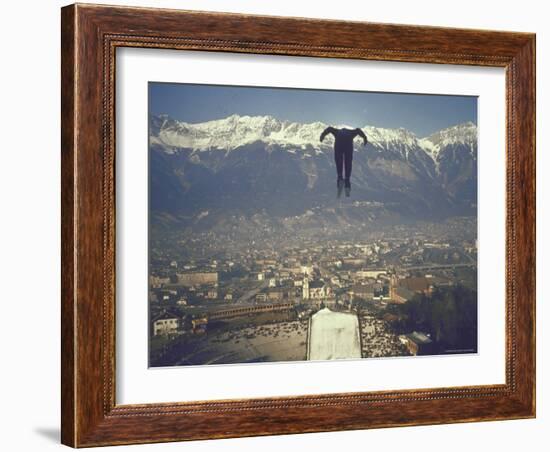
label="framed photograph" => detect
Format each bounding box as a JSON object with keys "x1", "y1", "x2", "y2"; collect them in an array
[{"x1": 61, "y1": 3, "x2": 536, "y2": 447}]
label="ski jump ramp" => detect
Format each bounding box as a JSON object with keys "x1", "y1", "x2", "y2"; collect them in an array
[{"x1": 307, "y1": 308, "x2": 362, "y2": 361}]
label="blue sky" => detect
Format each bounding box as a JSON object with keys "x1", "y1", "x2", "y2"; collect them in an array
[{"x1": 149, "y1": 82, "x2": 477, "y2": 137}]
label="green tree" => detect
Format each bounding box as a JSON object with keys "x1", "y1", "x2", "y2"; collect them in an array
[{"x1": 394, "y1": 285, "x2": 477, "y2": 353}]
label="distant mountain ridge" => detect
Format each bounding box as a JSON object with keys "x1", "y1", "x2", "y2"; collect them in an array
[
  {"x1": 149, "y1": 114, "x2": 478, "y2": 229},
  {"x1": 419, "y1": 122, "x2": 477, "y2": 158},
  {"x1": 150, "y1": 114, "x2": 465, "y2": 155}
]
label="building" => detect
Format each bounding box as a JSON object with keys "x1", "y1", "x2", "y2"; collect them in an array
[
  {"x1": 392, "y1": 275, "x2": 453, "y2": 296},
  {"x1": 302, "y1": 275, "x2": 309, "y2": 300},
  {"x1": 309, "y1": 280, "x2": 329, "y2": 300},
  {"x1": 390, "y1": 286, "x2": 415, "y2": 303},
  {"x1": 267, "y1": 289, "x2": 284, "y2": 301},
  {"x1": 349, "y1": 284, "x2": 375, "y2": 301},
  {"x1": 176, "y1": 271, "x2": 218, "y2": 287},
  {"x1": 405, "y1": 331, "x2": 433, "y2": 355},
  {"x1": 278, "y1": 270, "x2": 291, "y2": 280},
  {"x1": 177, "y1": 296, "x2": 188, "y2": 306},
  {"x1": 191, "y1": 316, "x2": 208, "y2": 335},
  {"x1": 255, "y1": 259, "x2": 277, "y2": 267},
  {"x1": 206, "y1": 289, "x2": 218, "y2": 299},
  {"x1": 158, "y1": 289, "x2": 177, "y2": 303},
  {"x1": 149, "y1": 275, "x2": 170, "y2": 289},
  {"x1": 152, "y1": 312, "x2": 179, "y2": 336},
  {"x1": 255, "y1": 293, "x2": 267, "y2": 303},
  {"x1": 342, "y1": 258, "x2": 364, "y2": 267},
  {"x1": 355, "y1": 269, "x2": 387, "y2": 279},
  {"x1": 208, "y1": 303, "x2": 294, "y2": 320},
  {"x1": 427, "y1": 275, "x2": 454, "y2": 288},
  {"x1": 397, "y1": 276, "x2": 432, "y2": 294}
]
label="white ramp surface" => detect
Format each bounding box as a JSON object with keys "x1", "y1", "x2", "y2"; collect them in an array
[{"x1": 307, "y1": 308, "x2": 361, "y2": 361}]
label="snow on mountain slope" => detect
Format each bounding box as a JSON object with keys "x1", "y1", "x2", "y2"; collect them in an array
[
  {"x1": 151, "y1": 114, "x2": 329, "y2": 152},
  {"x1": 149, "y1": 114, "x2": 477, "y2": 183},
  {"x1": 150, "y1": 114, "x2": 440, "y2": 156},
  {"x1": 418, "y1": 121, "x2": 477, "y2": 159}
]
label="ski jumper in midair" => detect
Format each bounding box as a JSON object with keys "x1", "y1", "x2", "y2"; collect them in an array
[{"x1": 320, "y1": 127, "x2": 368, "y2": 194}]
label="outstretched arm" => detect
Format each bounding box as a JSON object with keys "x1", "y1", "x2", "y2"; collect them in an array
[
  {"x1": 320, "y1": 126, "x2": 336, "y2": 142},
  {"x1": 355, "y1": 128, "x2": 368, "y2": 145}
]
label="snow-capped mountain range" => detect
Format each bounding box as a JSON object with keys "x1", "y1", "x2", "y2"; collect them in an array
[
  {"x1": 149, "y1": 114, "x2": 477, "y2": 225},
  {"x1": 151, "y1": 114, "x2": 474, "y2": 161},
  {"x1": 419, "y1": 122, "x2": 477, "y2": 159}
]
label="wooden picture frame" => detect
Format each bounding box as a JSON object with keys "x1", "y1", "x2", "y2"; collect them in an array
[{"x1": 61, "y1": 3, "x2": 536, "y2": 447}]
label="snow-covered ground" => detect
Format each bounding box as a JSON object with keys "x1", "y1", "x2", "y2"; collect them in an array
[{"x1": 307, "y1": 308, "x2": 361, "y2": 361}]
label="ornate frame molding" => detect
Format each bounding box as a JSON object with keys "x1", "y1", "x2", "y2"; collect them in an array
[{"x1": 62, "y1": 4, "x2": 535, "y2": 447}]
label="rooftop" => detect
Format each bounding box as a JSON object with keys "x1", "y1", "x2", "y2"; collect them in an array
[
  {"x1": 407, "y1": 331, "x2": 432, "y2": 345},
  {"x1": 152, "y1": 311, "x2": 179, "y2": 322},
  {"x1": 309, "y1": 280, "x2": 326, "y2": 289}
]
